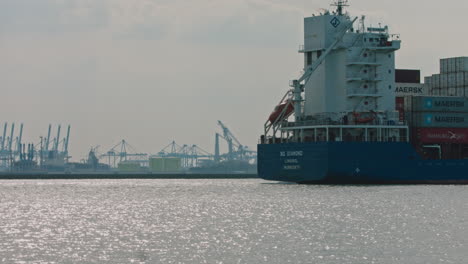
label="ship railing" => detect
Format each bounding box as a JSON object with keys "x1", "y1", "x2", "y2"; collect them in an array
[
  {"x1": 281, "y1": 119, "x2": 407, "y2": 128},
  {"x1": 299, "y1": 135, "x2": 409, "y2": 143},
  {"x1": 260, "y1": 135, "x2": 409, "y2": 144}
]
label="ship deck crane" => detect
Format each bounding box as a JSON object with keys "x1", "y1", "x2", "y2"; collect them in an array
[{"x1": 264, "y1": 16, "x2": 358, "y2": 140}]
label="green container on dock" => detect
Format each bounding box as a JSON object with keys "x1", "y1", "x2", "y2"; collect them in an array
[
  {"x1": 149, "y1": 157, "x2": 181, "y2": 172},
  {"x1": 149, "y1": 158, "x2": 165, "y2": 172},
  {"x1": 118, "y1": 162, "x2": 143, "y2": 172},
  {"x1": 164, "y1": 158, "x2": 182, "y2": 172}
]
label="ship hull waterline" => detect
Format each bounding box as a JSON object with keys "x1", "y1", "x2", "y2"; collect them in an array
[{"x1": 257, "y1": 142, "x2": 468, "y2": 184}]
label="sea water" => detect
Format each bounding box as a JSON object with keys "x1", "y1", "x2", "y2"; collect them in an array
[{"x1": 0, "y1": 179, "x2": 466, "y2": 263}]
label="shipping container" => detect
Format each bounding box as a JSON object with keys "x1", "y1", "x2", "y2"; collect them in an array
[
  {"x1": 456, "y1": 57, "x2": 463, "y2": 72},
  {"x1": 403, "y1": 96, "x2": 412, "y2": 112},
  {"x1": 164, "y1": 158, "x2": 182, "y2": 172},
  {"x1": 395, "y1": 83, "x2": 426, "y2": 96},
  {"x1": 441, "y1": 74, "x2": 448, "y2": 89},
  {"x1": 395, "y1": 69, "x2": 420, "y2": 83},
  {"x1": 118, "y1": 162, "x2": 143, "y2": 172},
  {"x1": 448, "y1": 58, "x2": 456, "y2": 73},
  {"x1": 149, "y1": 157, "x2": 181, "y2": 172},
  {"x1": 448, "y1": 87, "x2": 457, "y2": 96},
  {"x1": 413, "y1": 127, "x2": 468, "y2": 144},
  {"x1": 432, "y1": 74, "x2": 440, "y2": 89},
  {"x1": 396, "y1": 96, "x2": 405, "y2": 122},
  {"x1": 448, "y1": 73, "x2": 457, "y2": 88},
  {"x1": 410, "y1": 112, "x2": 468, "y2": 128},
  {"x1": 408, "y1": 96, "x2": 468, "y2": 112},
  {"x1": 395, "y1": 97, "x2": 404, "y2": 110},
  {"x1": 456, "y1": 72, "x2": 465, "y2": 87},
  {"x1": 455, "y1": 57, "x2": 468, "y2": 72},
  {"x1": 424, "y1": 76, "x2": 432, "y2": 85},
  {"x1": 442, "y1": 57, "x2": 468, "y2": 73},
  {"x1": 440, "y1": 58, "x2": 448, "y2": 73},
  {"x1": 149, "y1": 158, "x2": 165, "y2": 172},
  {"x1": 462, "y1": 57, "x2": 468, "y2": 71},
  {"x1": 440, "y1": 87, "x2": 448, "y2": 96}
]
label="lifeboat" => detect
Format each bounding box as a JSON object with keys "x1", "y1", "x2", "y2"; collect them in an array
[
  {"x1": 353, "y1": 111, "x2": 376, "y2": 124},
  {"x1": 268, "y1": 101, "x2": 294, "y2": 123}
]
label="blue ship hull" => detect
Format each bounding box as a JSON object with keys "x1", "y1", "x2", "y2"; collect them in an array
[{"x1": 257, "y1": 142, "x2": 468, "y2": 184}]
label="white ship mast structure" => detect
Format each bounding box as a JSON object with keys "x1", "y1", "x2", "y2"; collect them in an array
[{"x1": 263, "y1": 0, "x2": 409, "y2": 143}]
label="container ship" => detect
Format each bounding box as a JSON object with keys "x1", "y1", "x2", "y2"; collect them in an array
[{"x1": 258, "y1": 0, "x2": 468, "y2": 184}]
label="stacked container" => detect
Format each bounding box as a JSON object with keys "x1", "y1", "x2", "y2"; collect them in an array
[
  {"x1": 465, "y1": 71, "x2": 468, "y2": 95},
  {"x1": 395, "y1": 97, "x2": 405, "y2": 122},
  {"x1": 411, "y1": 57, "x2": 468, "y2": 158},
  {"x1": 404, "y1": 96, "x2": 468, "y2": 150},
  {"x1": 427, "y1": 57, "x2": 468, "y2": 97}
]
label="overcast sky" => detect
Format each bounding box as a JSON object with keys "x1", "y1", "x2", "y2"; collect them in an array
[{"x1": 1, "y1": 0, "x2": 467, "y2": 161}]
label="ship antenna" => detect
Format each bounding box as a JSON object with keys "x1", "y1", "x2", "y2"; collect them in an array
[{"x1": 331, "y1": 0, "x2": 349, "y2": 16}]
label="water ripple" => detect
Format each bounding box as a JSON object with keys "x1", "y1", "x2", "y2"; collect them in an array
[{"x1": 0, "y1": 180, "x2": 466, "y2": 263}]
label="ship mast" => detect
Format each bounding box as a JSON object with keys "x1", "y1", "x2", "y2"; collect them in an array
[{"x1": 331, "y1": 0, "x2": 349, "y2": 16}]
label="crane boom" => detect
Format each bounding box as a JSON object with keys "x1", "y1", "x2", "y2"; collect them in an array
[
  {"x1": 217, "y1": 120, "x2": 242, "y2": 147},
  {"x1": 1, "y1": 123, "x2": 7, "y2": 151},
  {"x1": 17, "y1": 123, "x2": 23, "y2": 154},
  {"x1": 8, "y1": 123, "x2": 15, "y2": 152},
  {"x1": 64, "y1": 125, "x2": 71, "y2": 154},
  {"x1": 54, "y1": 125, "x2": 61, "y2": 151},
  {"x1": 45, "y1": 124, "x2": 51, "y2": 151}
]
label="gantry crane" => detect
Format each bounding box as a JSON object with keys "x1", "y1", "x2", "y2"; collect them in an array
[
  {"x1": 100, "y1": 139, "x2": 148, "y2": 168},
  {"x1": 157, "y1": 141, "x2": 213, "y2": 168}
]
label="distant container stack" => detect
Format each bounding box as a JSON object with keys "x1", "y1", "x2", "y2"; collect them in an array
[
  {"x1": 426, "y1": 57, "x2": 468, "y2": 97},
  {"x1": 118, "y1": 161, "x2": 144, "y2": 173},
  {"x1": 149, "y1": 157, "x2": 182, "y2": 173}
]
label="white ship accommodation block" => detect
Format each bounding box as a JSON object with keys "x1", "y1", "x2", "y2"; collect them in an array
[{"x1": 301, "y1": 13, "x2": 400, "y2": 121}]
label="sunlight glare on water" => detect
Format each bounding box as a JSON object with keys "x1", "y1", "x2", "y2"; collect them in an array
[{"x1": 0, "y1": 179, "x2": 466, "y2": 263}]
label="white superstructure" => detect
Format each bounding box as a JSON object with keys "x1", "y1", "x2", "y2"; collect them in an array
[
  {"x1": 262, "y1": 1, "x2": 409, "y2": 144},
  {"x1": 299, "y1": 1, "x2": 400, "y2": 122}
]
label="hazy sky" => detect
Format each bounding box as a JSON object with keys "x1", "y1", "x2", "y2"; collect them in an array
[{"x1": 2, "y1": 0, "x2": 467, "y2": 161}]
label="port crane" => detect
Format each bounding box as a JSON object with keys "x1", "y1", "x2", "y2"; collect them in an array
[
  {"x1": 216, "y1": 121, "x2": 256, "y2": 163},
  {"x1": 0, "y1": 123, "x2": 25, "y2": 167},
  {"x1": 101, "y1": 139, "x2": 148, "y2": 168},
  {"x1": 157, "y1": 141, "x2": 213, "y2": 168}
]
